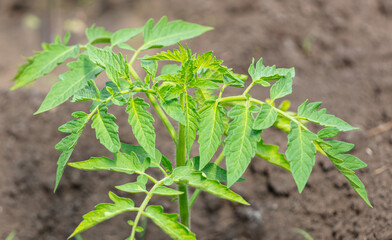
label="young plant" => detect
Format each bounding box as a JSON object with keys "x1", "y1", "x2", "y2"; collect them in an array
[{"x1": 12, "y1": 16, "x2": 371, "y2": 239}]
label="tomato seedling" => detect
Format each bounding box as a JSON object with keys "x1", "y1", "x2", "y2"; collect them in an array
[{"x1": 12, "y1": 16, "x2": 371, "y2": 239}]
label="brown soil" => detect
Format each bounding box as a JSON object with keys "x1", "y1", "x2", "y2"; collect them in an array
[{"x1": 1, "y1": 0, "x2": 392, "y2": 239}]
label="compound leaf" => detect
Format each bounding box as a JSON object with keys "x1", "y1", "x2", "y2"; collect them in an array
[
  {"x1": 35, "y1": 55, "x2": 103, "y2": 114},
  {"x1": 270, "y1": 73, "x2": 293, "y2": 101},
  {"x1": 253, "y1": 103, "x2": 278, "y2": 130},
  {"x1": 69, "y1": 192, "x2": 135, "y2": 238},
  {"x1": 91, "y1": 105, "x2": 121, "y2": 153},
  {"x1": 224, "y1": 104, "x2": 260, "y2": 187},
  {"x1": 285, "y1": 122, "x2": 317, "y2": 193},
  {"x1": 256, "y1": 140, "x2": 291, "y2": 172},
  {"x1": 12, "y1": 44, "x2": 80, "y2": 89},
  {"x1": 298, "y1": 100, "x2": 358, "y2": 132},
  {"x1": 198, "y1": 102, "x2": 225, "y2": 169},
  {"x1": 142, "y1": 16, "x2": 212, "y2": 50},
  {"x1": 126, "y1": 97, "x2": 156, "y2": 158},
  {"x1": 86, "y1": 25, "x2": 112, "y2": 44},
  {"x1": 144, "y1": 205, "x2": 196, "y2": 240}
]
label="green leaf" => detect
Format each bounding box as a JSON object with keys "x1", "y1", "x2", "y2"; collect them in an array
[
  {"x1": 55, "y1": 149, "x2": 74, "y2": 192},
  {"x1": 158, "y1": 84, "x2": 183, "y2": 100},
  {"x1": 256, "y1": 140, "x2": 291, "y2": 172},
  {"x1": 86, "y1": 25, "x2": 112, "y2": 44},
  {"x1": 223, "y1": 72, "x2": 245, "y2": 88},
  {"x1": 87, "y1": 45, "x2": 129, "y2": 79},
  {"x1": 111, "y1": 27, "x2": 143, "y2": 46},
  {"x1": 117, "y1": 43, "x2": 136, "y2": 51},
  {"x1": 115, "y1": 182, "x2": 147, "y2": 194},
  {"x1": 298, "y1": 100, "x2": 358, "y2": 132},
  {"x1": 12, "y1": 44, "x2": 80, "y2": 89},
  {"x1": 344, "y1": 173, "x2": 372, "y2": 207},
  {"x1": 317, "y1": 127, "x2": 340, "y2": 139},
  {"x1": 71, "y1": 79, "x2": 100, "y2": 102},
  {"x1": 91, "y1": 105, "x2": 121, "y2": 153},
  {"x1": 68, "y1": 152, "x2": 143, "y2": 174},
  {"x1": 69, "y1": 192, "x2": 135, "y2": 238},
  {"x1": 253, "y1": 104, "x2": 278, "y2": 130},
  {"x1": 320, "y1": 140, "x2": 371, "y2": 206},
  {"x1": 5, "y1": 231, "x2": 16, "y2": 240},
  {"x1": 172, "y1": 168, "x2": 248, "y2": 205},
  {"x1": 141, "y1": 58, "x2": 158, "y2": 77},
  {"x1": 194, "y1": 88, "x2": 217, "y2": 107},
  {"x1": 160, "y1": 64, "x2": 181, "y2": 75},
  {"x1": 198, "y1": 102, "x2": 225, "y2": 169},
  {"x1": 323, "y1": 140, "x2": 367, "y2": 171},
  {"x1": 54, "y1": 112, "x2": 89, "y2": 191},
  {"x1": 224, "y1": 104, "x2": 260, "y2": 187},
  {"x1": 121, "y1": 143, "x2": 162, "y2": 168},
  {"x1": 160, "y1": 98, "x2": 186, "y2": 125},
  {"x1": 126, "y1": 97, "x2": 156, "y2": 158},
  {"x1": 184, "y1": 95, "x2": 199, "y2": 155},
  {"x1": 188, "y1": 79, "x2": 220, "y2": 89},
  {"x1": 191, "y1": 157, "x2": 245, "y2": 183},
  {"x1": 270, "y1": 73, "x2": 293, "y2": 101},
  {"x1": 35, "y1": 55, "x2": 103, "y2": 114},
  {"x1": 248, "y1": 58, "x2": 295, "y2": 82},
  {"x1": 13, "y1": 56, "x2": 34, "y2": 81},
  {"x1": 144, "y1": 205, "x2": 196, "y2": 240},
  {"x1": 145, "y1": 44, "x2": 190, "y2": 62},
  {"x1": 153, "y1": 186, "x2": 184, "y2": 196},
  {"x1": 273, "y1": 114, "x2": 292, "y2": 133},
  {"x1": 161, "y1": 155, "x2": 173, "y2": 173},
  {"x1": 58, "y1": 111, "x2": 89, "y2": 133},
  {"x1": 194, "y1": 51, "x2": 227, "y2": 74},
  {"x1": 285, "y1": 122, "x2": 317, "y2": 193},
  {"x1": 142, "y1": 16, "x2": 212, "y2": 50}
]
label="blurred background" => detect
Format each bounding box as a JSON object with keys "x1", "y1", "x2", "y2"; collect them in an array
[{"x1": 1, "y1": 0, "x2": 392, "y2": 239}]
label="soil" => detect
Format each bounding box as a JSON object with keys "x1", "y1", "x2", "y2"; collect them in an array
[{"x1": 1, "y1": 0, "x2": 392, "y2": 239}]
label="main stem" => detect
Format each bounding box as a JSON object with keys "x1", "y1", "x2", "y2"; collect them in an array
[{"x1": 176, "y1": 94, "x2": 190, "y2": 227}]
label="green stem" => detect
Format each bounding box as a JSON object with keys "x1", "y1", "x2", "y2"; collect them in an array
[
  {"x1": 129, "y1": 178, "x2": 166, "y2": 240},
  {"x1": 129, "y1": 47, "x2": 143, "y2": 69},
  {"x1": 188, "y1": 189, "x2": 200, "y2": 208},
  {"x1": 214, "y1": 151, "x2": 225, "y2": 165},
  {"x1": 242, "y1": 82, "x2": 255, "y2": 96},
  {"x1": 147, "y1": 93, "x2": 178, "y2": 144},
  {"x1": 176, "y1": 94, "x2": 190, "y2": 227}
]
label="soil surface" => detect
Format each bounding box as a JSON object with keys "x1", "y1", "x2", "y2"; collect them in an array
[{"x1": 1, "y1": 0, "x2": 392, "y2": 239}]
